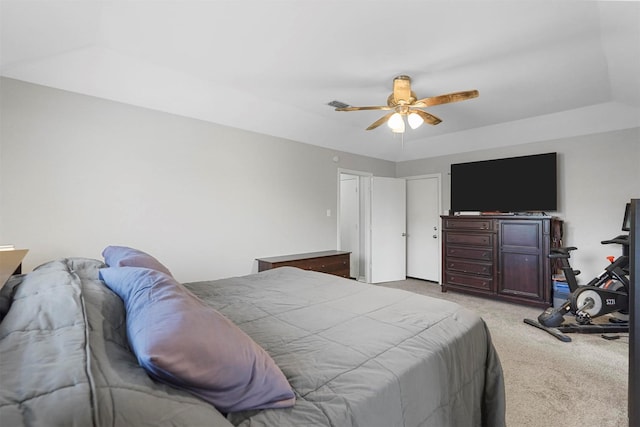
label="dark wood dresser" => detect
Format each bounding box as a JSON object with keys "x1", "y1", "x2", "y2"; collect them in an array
[
  {"x1": 441, "y1": 215, "x2": 563, "y2": 307},
  {"x1": 257, "y1": 250, "x2": 351, "y2": 278}
]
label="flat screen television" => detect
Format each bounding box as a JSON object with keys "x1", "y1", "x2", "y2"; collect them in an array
[{"x1": 451, "y1": 152, "x2": 557, "y2": 213}]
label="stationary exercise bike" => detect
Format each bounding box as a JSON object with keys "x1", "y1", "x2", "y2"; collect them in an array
[{"x1": 525, "y1": 204, "x2": 631, "y2": 342}]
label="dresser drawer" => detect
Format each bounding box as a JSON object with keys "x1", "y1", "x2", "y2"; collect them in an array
[
  {"x1": 274, "y1": 256, "x2": 347, "y2": 271},
  {"x1": 444, "y1": 218, "x2": 493, "y2": 231},
  {"x1": 445, "y1": 272, "x2": 493, "y2": 291},
  {"x1": 302, "y1": 255, "x2": 349, "y2": 275},
  {"x1": 446, "y1": 232, "x2": 493, "y2": 246},
  {"x1": 445, "y1": 259, "x2": 493, "y2": 276},
  {"x1": 446, "y1": 245, "x2": 493, "y2": 261}
]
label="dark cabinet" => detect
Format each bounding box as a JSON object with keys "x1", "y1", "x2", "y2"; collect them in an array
[{"x1": 441, "y1": 215, "x2": 562, "y2": 307}]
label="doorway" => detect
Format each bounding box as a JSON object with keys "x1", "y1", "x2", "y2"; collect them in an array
[
  {"x1": 338, "y1": 170, "x2": 408, "y2": 283},
  {"x1": 339, "y1": 173, "x2": 361, "y2": 279},
  {"x1": 338, "y1": 170, "x2": 372, "y2": 281},
  {"x1": 338, "y1": 171, "x2": 442, "y2": 284}
]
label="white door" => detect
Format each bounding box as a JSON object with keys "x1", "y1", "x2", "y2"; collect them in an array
[
  {"x1": 369, "y1": 177, "x2": 407, "y2": 283},
  {"x1": 406, "y1": 175, "x2": 441, "y2": 282}
]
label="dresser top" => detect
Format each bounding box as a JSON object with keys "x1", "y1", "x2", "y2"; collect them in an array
[{"x1": 441, "y1": 214, "x2": 559, "y2": 220}]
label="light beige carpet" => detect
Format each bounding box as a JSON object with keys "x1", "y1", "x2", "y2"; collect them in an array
[{"x1": 378, "y1": 278, "x2": 629, "y2": 427}]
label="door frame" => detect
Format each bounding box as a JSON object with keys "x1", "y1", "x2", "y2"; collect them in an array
[{"x1": 405, "y1": 173, "x2": 443, "y2": 283}]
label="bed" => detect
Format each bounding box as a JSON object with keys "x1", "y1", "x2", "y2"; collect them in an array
[{"x1": 0, "y1": 251, "x2": 505, "y2": 427}]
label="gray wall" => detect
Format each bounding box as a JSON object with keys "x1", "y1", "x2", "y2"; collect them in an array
[
  {"x1": 2, "y1": 77, "x2": 638, "y2": 283},
  {"x1": 0, "y1": 78, "x2": 395, "y2": 282},
  {"x1": 397, "y1": 128, "x2": 640, "y2": 281}
]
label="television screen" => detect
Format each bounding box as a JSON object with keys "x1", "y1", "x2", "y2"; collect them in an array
[{"x1": 451, "y1": 152, "x2": 557, "y2": 213}]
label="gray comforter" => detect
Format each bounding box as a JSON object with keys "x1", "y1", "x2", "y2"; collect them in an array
[
  {"x1": 186, "y1": 267, "x2": 506, "y2": 427},
  {"x1": 0, "y1": 259, "x2": 505, "y2": 427}
]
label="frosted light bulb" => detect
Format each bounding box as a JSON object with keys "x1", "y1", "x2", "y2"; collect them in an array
[
  {"x1": 387, "y1": 113, "x2": 405, "y2": 133},
  {"x1": 408, "y1": 112, "x2": 424, "y2": 129}
]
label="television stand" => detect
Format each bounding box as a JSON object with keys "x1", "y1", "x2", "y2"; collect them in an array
[{"x1": 441, "y1": 214, "x2": 563, "y2": 307}]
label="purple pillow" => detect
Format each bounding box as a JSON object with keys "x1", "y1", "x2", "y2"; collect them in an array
[
  {"x1": 102, "y1": 246, "x2": 173, "y2": 277},
  {"x1": 99, "y1": 267, "x2": 295, "y2": 413}
]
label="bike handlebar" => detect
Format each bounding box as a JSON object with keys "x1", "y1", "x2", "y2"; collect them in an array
[{"x1": 601, "y1": 234, "x2": 629, "y2": 246}]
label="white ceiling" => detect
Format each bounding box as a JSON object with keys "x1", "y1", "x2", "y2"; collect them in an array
[{"x1": 2, "y1": 1, "x2": 639, "y2": 162}]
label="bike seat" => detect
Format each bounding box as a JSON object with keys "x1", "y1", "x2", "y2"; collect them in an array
[{"x1": 549, "y1": 247, "x2": 577, "y2": 258}]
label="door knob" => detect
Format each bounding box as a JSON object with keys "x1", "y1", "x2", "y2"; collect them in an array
[
  {"x1": 432, "y1": 235, "x2": 438, "y2": 238},
  {"x1": 402, "y1": 233, "x2": 407, "y2": 237}
]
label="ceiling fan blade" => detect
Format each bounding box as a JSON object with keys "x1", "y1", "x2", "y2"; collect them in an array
[
  {"x1": 413, "y1": 109, "x2": 442, "y2": 126},
  {"x1": 366, "y1": 112, "x2": 395, "y2": 130},
  {"x1": 413, "y1": 90, "x2": 479, "y2": 108},
  {"x1": 335, "y1": 105, "x2": 391, "y2": 111},
  {"x1": 393, "y1": 75, "x2": 412, "y2": 104}
]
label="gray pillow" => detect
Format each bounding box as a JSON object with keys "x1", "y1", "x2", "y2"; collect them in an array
[{"x1": 99, "y1": 266, "x2": 296, "y2": 413}]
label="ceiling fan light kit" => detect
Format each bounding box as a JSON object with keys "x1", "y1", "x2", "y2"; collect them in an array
[{"x1": 335, "y1": 75, "x2": 479, "y2": 134}]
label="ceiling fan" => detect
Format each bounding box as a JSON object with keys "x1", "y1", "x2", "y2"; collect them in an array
[{"x1": 334, "y1": 75, "x2": 479, "y2": 133}]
